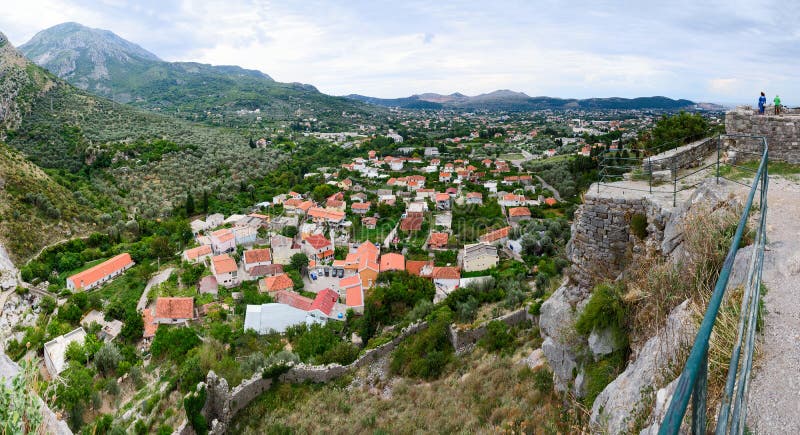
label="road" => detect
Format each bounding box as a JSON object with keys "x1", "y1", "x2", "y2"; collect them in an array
[
  {"x1": 137, "y1": 267, "x2": 174, "y2": 312},
  {"x1": 535, "y1": 175, "x2": 563, "y2": 202}
]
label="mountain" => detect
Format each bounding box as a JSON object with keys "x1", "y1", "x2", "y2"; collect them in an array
[
  {"x1": 346, "y1": 90, "x2": 695, "y2": 111},
  {"x1": 20, "y1": 22, "x2": 378, "y2": 125},
  {"x1": 0, "y1": 30, "x2": 286, "y2": 252}
]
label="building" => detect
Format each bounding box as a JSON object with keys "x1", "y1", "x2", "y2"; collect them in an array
[
  {"x1": 209, "y1": 229, "x2": 236, "y2": 254},
  {"x1": 406, "y1": 260, "x2": 434, "y2": 278},
  {"x1": 211, "y1": 254, "x2": 239, "y2": 287},
  {"x1": 479, "y1": 226, "x2": 512, "y2": 245},
  {"x1": 428, "y1": 232, "x2": 449, "y2": 250},
  {"x1": 271, "y1": 234, "x2": 302, "y2": 265},
  {"x1": 435, "y1": 193, "x2": 451, "y2": 210},
  {"x1": 80, "y1": 310, "x2": 123, "y2": 342},
  {"x1": 544, "y1": 197, "x2": 558, "y2": 206},
  {"x1": 243, "y1": 248, "x2": 272, "y2": 272},
  {"x1": 340, "y1": 275, "x2": 364, "y2": 313},
  {"x1": 206, "y1": 213, "x2": 224, "y2": 228},
  {"x1": 379, "y1": 252, "x2": 405, "y2": 272},
  {"x1": 233, "y1": 226, "x2": 257, "y2": 246},
  {"x1": 66, "y1": 253, "x2": 135, "y2": 291},
  {"x1": 361, "y1": 216, "x2": 377, "y2": 229},
  {"x1": 498, "y1": 193, "x2": 527, "y2": 207},
  {"x1": 462, "y1": 243, "x2": 499, "y2": 272},
  {"x1": 356, "y1": 242, "x2": 380, "y2": 289},
  {"x1": 274, "y1": 290, "x2": 314, "y2": 311},
  {"x1": 432, "y1": 267, "x2": 461, "y2": 296},
  {"x1": 309, "y1": 288, "x2": 339, "y2": 317},
  {"x1": 153, "y1": 297, "x2": 195, "y2": 325},
  {"x1": 248, "y1": 264, "x2": 284, "y2": 278},
  {"x1": 303, "y1": 234, "x2": 333, "y2": 261},
  {"x1": 466, "y1": 192, "x2": 483, "y2": 205},
  {"x1": 259, "y1": 273, "x2": 295, "y2": 293},
  {"x1": 43, "y1": 328, "x2": 87, "y2": 378},
  {"x1": 244, "y1": 303, "x2": 324, "y2": 334},
  {"x1": 400, "y1": 214, "x2": 424, "y2": 232},
  {"x1": 508, "y1": 207, "x2": 532, "y2": 222},
  {"x1": 183, "y1": 245, "x2": 212, "y2": 264}
]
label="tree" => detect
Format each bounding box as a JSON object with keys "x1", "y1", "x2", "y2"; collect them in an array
[
  {"x1": 120, "y1": 309, "x2": 144, "y2": 343},
  {"x1": 0, "y1": 359, "x2": 43, "y2": 434},
  {"x1": 281, "y1": 225, "x2": 298, "y2": 238},
  {"x1": 289, "y1": 253, "x2": 309, "y2": 271},
  {"x1": 149, "y1": 236, "x2": 173, "y2": 259},
  {"x1": 311, "y1": 184, "x2": 335, "y2": 202},
  {"x1": 185, "y1": 191, "x2": 195, "y2": 216},
  {"x1": 201, "y1": 190, "x2": 209, "y2": 213},
  {"x1": 248, "y1": 137, "x2": 256, "y2": 149},
  {"x1": 94, "y1": 343, "x2": 122, "y2": 376},
  {"x1": 55, "y1": 365, "x2": 94, "y2": 430}
]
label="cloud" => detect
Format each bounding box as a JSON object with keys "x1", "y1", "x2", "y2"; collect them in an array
[{"x1": 0, "y1": 0, "x2": 799, "y2": 102}]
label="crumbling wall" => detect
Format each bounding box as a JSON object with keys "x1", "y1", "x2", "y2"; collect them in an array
[
  {"x1": 726, "y1": 106, "x2": 800, "y2": 163},
  {"x1": 448, "y1": 307, "x2": 532, "y2": 353},
  {"x1": 642, "y1": 137, "x2": 717, "y2": 173}
]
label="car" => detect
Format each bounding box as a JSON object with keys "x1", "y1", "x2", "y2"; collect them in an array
[
  {"x1": 337, "y1": 268, "x2": 344, "y2": 278},
  {"x1": 324, "y1": 268, "x2": 330, "y2": 277},
  {"x1": 310, "y1": 272, "x2": 318, "y2": 280}
]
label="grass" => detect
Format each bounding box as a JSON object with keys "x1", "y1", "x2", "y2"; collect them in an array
[{"x1": 718, "y1": 160, "x2": 800, "y2": 182}]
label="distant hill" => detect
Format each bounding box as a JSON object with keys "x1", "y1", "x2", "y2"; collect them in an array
[
  {"x1": 20, "y1": 22, "x2": 378, "y2": 125},
  {"x1": 346, "y1": 90, "x2": 695, "y2": 111},
  {"x1": 1, "y1": 29, "x2": 286, "y2": 231}
]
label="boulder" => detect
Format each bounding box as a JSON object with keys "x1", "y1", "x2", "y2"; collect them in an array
[
  {"x1": 589, "y1": 327, "x2": 620, "y2": 359},
  {"x1": 542, "y1": 337, "x2": 578, "y2": 393},
  {"x1": 590, "y1": 299, "x2": 696, "y2": 434},
  {"x1": 522, "y1": 348, "x2": 546, "y2": 371}
]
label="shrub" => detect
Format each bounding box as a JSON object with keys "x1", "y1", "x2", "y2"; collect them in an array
[
  {"x1": 478, "y1": 321, "x2": 515, "y2": 354},
  {"x1": 94, "y1": 343, "x2": 122, "y2": 376},
  {"x1": 630, "y1": 213, "x2": 648, "y2": 240},
  {"x1": 184, "y1": 387, "x2": 208, "y2": 435},
  {"x1": 391, "y1": 307, "x2": 454, "y2": 380},
  {"x1": 150, "y1": 326, "x2": 201, "y2": 362},
  {"x1": 574, "y1": 283, "x2": 627, "y2": 349},
  {"x1": 583, "y1": 351, "x2": 626, "y2": 407}
]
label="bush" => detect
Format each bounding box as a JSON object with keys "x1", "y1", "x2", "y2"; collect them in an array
[
  {"x1": 630, "y1": 213, "x2": 648, "y2": 240},
  {"x1": 150, "y1": 326, "x2": 201, "y2": 362},
  {"x1": 94, "y1": 343, "x2": 122, "y2": 376},
  {"x1": 184, "y1": 387, "x2": 208, "y2": 435},
  {"x1": 390, "y1": 307, "x2": 454, "y2": 380},
  {"x1": 575, "y1": 283, "x2": 627, "y2": 343},
  {"x1": 478, "y1": 321, "x2": 515, "y2": 354},
  {"x1": 583, "y1": 350, "x2": 626, "y2": 407}
]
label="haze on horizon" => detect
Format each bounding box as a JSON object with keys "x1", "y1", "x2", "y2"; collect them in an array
[{"x1": 1, "y1": 0, "x2": 797, "y2": 104}]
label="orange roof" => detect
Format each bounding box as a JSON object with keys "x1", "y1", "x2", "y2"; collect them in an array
[
  {"x1": 212, "y1": 254, "x2": 238, "y2": 274},
  {"x1": 545, "y1": 198, "x2": 558, "y2": 206},
  {"x1": 428, "y1": 232, "x2": 449, "y2": 247},
  {"x1": 352, "y1": 202, "x2": 371, "y2": 210},
  {"x1": 67, "y1": 253, "x2": 134, "y2": 290},
  {"x1": 435, "y1": 193, "x2": 451, "y2": 201},
  {"x1": 400, "y1": 216, "x2": 423, "y2": 231},
  {"x1": 284, "y1": 198, "x2": 303, "y2": 207},
  {"x1": 466, "y1": 192, "x2": 483, "y2": 199},
  {"x1": 508, "y1": 207, "x2": 531, "y2": 217},
  {"x1": 432, "y1": 266, "x2": 461, "y2": 280},
  {"x1": 339, "y1": 275, "x2": 362, "y2": 289},
  {"x1": 356, "y1": 241, "x2": 379, "y2": 262},
  {"x1": 503, "y1": 193, "x2": 525, "y2": 201},
  {"x1": 154, "y1": 297, "x2": 194, "y2": 320},
  {"x1": 298, "y1": 201, "x2": 315, "y2": 212},
  {"x1": 142, "y1": 309, "x2": 157, "y2": 338},
  {"x1": 261, "y1": 273, "x2": 295, "y2": 292},
  {"x1": 359, "y1": 256, "x2": 379, "y2": 272},
  {"x1": 184, "y1": 245, "x2": 212, "y2": 260},
  {"x1": 439, "y1": 172, "x2": 451, "y2": 178},
  {"x1": 244, "y1": 248, "x2": 271, "y2": 264},
  {"x1": 379, "y1": 253, "x2": 405, "y2": 272},
  {"x1": 307, "y1": 207, "x2": 346, "y2": 221},
  {"x1": 305, "y1": 234, "x2": 331, "y2": 250},
  {"x1": 274, "y1": 290, "x2": 313, "y2": 311},
  {"x1": 346, "y1": 285, "x2": 364, "y2": 307},
  {"x1": 310, "y1": 288, "x2": 338, "y2": 316},
  {"x1": 406, "y1": 260, "x2": 433, "y2": 277},
  {"x1": 319, "y1": 249, "x2": 335, "y2": 259},
  {"x1": 361, "y1": 217, "x2": 377, "y2": 225},
  {"x1": 480, "y1": 226, "x2": 511, "y2": 243},
  {"x1": 210, "y1": 228, "x2": 235, "y2": 243}
]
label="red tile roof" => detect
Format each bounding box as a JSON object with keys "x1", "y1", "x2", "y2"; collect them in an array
[
  {"x1": 184, "y1": 245, "x2": 212, "y2": 260},
  {"x1": 400, "y1": 215, "x2": 423, "y2": 231},
  {"x1": 274, "y1": 290, "x2": 313, "y2": 311},
  {"x1": 346, "y1": 285, "x2": 364, "y2": 307},
  {"x1": 480, "y1": 226, "x2": 512, "y2": 243},
  {"x1": 508, "y1": 207, "x2": 531, "y2": 217},
  {"x1": 310, "y1": 288, "x2": 338, "y2": 316},
  {"x1": 305, "y1": 233, "x2": 332, "y2": 250},
  {"x1": 155, "y1": 297, "x2": 194, "y2": 320},
  {"x1": 212, "y1": 254, "x2": 238, "y2": 274},
  {"x1": 406, "y1": 260, "x2": 433, "y2": 277},
  {"x1": 244, "y1": 248, "x2": 271, "y2": 264},
  {"x1": 379, "y1": 253, "x2": 405, "y2": 272},
  {"x1": 428, "y1": 232, "x2": 449, "y2": 248},
  {"x1": 339, "y1": 275, "x2": 361, "y2": 289},
  {"x1": 261, "y1": 273, "x2": 295, "y2": 292},
  {"x1": 435, "y1": 193, "x2": 451, "y2": 202},
  {"x1": 248, "y1": 264, "x2": 283, "y2": 277},
  {"x1": 545, "y1": 198, "x2": 558, "y2": 206},
  {"x1": 432, "y1": 266, "x2": 461, "y2": 280},
  {"x1": 210, "y1": 229, "x2": 235, "y2": 243},
  {"x1": 352, "y1": 202, "x2": 371, "y2": 210},
  {"x1": 67, "y1": 253, "x2": 134, "y2": 290},
  {"x1": 142, "y1": 309, "x2": 157, "y2": 338}
]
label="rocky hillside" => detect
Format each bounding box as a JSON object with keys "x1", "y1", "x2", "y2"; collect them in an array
[
  {"x1": 20, "y1": 22, "x2": 379, "y2": 125},
  {"x1": 0, "y1": 31, "x2": 56, "y2": 133}
]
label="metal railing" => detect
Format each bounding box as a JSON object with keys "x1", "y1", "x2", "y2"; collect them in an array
[
  {"x1": 597, "y1": 134, "x2": 764, "y2": 207},
  {"x1": 657, "y1": 135, "x2": 769, "y2": 434}
]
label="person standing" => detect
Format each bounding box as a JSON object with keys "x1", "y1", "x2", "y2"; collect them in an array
[
  {"x1": 774, "y1": 95, "x2": 782, "y2": 114},
  {"x1": 758, "y1": 92, "x2": 766, "y2": 114}
]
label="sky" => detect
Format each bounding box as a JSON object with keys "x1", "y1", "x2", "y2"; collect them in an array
[{"x1": 1, "y1": 0, "x2": 798, "y2": 103}]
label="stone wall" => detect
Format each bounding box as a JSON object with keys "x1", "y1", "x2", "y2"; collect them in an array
[
  {"x1": 726, "y1": 106, "x2": 800, "y2": 163},
  {"x1": 642, "y1": 137, "x2": 716, "y2": 173},
  {"x1": 448, "y1": 307, "x2": 532, "y2": 353}
]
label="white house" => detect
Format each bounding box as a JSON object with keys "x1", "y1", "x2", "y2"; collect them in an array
[
  {"x1": 483, "y1": 181, "x2": 498, "y2": 193},
  {"x1": 211, "y1": 254, "x2": 239, "y2": 287},
  {"x1": 44, "y1": 328, "x2": 87, "y2": 378},
  {"x1": 243, "y1": 248, "x2": 272, "y2": 272},
  {"x1": 183, "y1": 245, "x2": 212, "y2": 264},
  {"x1": 66, "y1": 253, "x2": 135, "y2": 292},
  {"x1": 206, "y1": 213, "x2": 224, "y2": 228},
  {"x1": 209, "y1": 229, "x2": 236, "y2": 254}
]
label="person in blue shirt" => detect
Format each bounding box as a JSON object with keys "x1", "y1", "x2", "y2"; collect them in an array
[{"x1": 758, "y1": 92, "x2": 767, "y2": 114}]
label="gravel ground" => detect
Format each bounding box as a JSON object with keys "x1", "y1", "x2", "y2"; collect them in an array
[{"x1": 747, "y1": 177, "x2": 800, "y2": 433}]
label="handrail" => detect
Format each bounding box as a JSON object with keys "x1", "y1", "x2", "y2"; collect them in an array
[{"x1": 658, "y1": 134, "x2": 768, "y2": 434}]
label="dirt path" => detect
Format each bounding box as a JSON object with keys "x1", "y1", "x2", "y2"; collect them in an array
[
  {"x1": 136, "y1": 267, "x2": 174, "y2": 312},
  {"x1": 747, "y1": 177, "x2": 800, "y2": 432}
]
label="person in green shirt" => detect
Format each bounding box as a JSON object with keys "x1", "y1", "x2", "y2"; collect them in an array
[{"x1": 774, "y1": 95, "x2": 781, "y2": 114}]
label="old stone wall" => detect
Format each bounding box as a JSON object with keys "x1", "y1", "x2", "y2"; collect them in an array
[
  {"x1": 642, "y1": 137, "x2": 716, "y2": 173},
  {"x1": 726, "y1": 106, "x2": 800, "y2": 163},
  {"x1": 448, "y1": 307, "x2": 532, "y2": 353}
]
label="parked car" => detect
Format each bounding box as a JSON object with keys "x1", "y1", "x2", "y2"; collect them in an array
[{"x1": 310, "y1": 272, "x2": 318, "y2": 280}]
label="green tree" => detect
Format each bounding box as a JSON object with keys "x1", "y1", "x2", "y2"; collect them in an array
[
  {"x1": 149, "y1": 236, "x2": 173, "y2": 259},
  {"x1": 0, "y1": 359, "x2": 43, "y2": 434},
  {"x1": 55, "y1": 365, "x2": 94, "y2": 430},
  {"x1": 289, "y1": 253, "x2": 309, "y2": 271},
  {"x1": 185, "y1": 191, "x2": 195, "y2": 216}
]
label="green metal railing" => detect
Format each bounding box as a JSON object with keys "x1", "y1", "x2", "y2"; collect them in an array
[{"x1": 658, "y1": 134, "x2": 769, "y2": 434}]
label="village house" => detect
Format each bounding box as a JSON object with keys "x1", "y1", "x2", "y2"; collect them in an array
[
  {"x1": 361, "y1": 216, "x2": 378, "y2": 229},
  {"x1": 544, "y1": 197, "x2": 558, "y2": 206},
  {"x1": 271, "y1": 234, "x2": 302, "y2": 265},
  {"x1": 206, "y1": 213, "x2": 224, "y2": 228},
  {"x1": 466, "y1": 192, "x2": 483, "y2": 205},
  {"x1": 498, "y1": 193, "x2": 527, "y2": 207},
  {"x1": 244, "y1": 303, "x2": 323, "y2": 334},
  {"x1": 379, "y1": 252, "x2": 405, "y2": 272},
  {"x1": 66, "y1": 253, "x2": 135, "y2": 291},
  {"x1": 479, "y1": 226, "x2": 512, "y2": 245},
  {"x1": 407, "y1": 201, "x2": 428, "y2": 213},
  {"x1": 43, "y1": 328, "x2": 87, "y2": 378},
  {"x1": 209, "y1": 229, "x2": 236, "y2": 254},
  {"x1": 350, "y1": 192, "x2": 368, "y2": 203},
  {"x1": 407, "y1": 260, "x2": 434, "y2": 278},
  {"x1": 339, "y1": 275, "x2": 364, "y2": 313},
  {"x1": 259, "y1": 273, "x2": 295, "y2": 293},
  {"x1": 439, "y1": 172, "x2": 452, "y2": 182},
  {"x1": 243, "y1": 248, "x2": 272, "y2": 272},
  {"x1": 351, "y1": 202, "x2": 371, "y2": 214},
  {"x1": 356, "y1": 242, "x2": 380, "y2": 289},
  {"x1": 428, "y1": 232, "x2": 450, "y2": 250},
  {"x1": 309, "y1": 288, "x2": 339, "y2": 318},
  {"x1": 233, "y1": 226, "x2": 257, "y2": 246},
  {"x1": 307, "y1": 207, "x2": 346, "y2": 226},
  {"x1": 484, "y1": 180, "x2": 498, "y2": 193},
  {"x1": 303, "y1": 234, "x2": 334, "y2": 262},
  {"x1": 508, "y1": 207, "x2": 532, "y2": 223},
  {"x1": 183, "y1": 245, "x2": 212, "y2": 264},
  {"x1": 400, "y1": 213, "x2": 424, "y2": 232},
  {"x1": 81, "y1": 310, "x2": 123, "y2": 343},
  {"x1": 462, "y1": 243, "x2": 499, "y2": 272},
  {"x1": 435, "y1": 193, "x2": 451, "y2": 210},
  {"x1": 432, "y1": 266, "x2": 461, "y2": 298},
  {"x1": 435, "y1": 212, "x2": 452, "y2": 229},
  {"x1": 211, "y1": 254, "x2": 239, "y2": 287},
  {"x1": 190, "y1": 218, "x2": 209, "y2": 235}
]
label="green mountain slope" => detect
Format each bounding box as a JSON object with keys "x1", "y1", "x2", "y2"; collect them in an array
[
  {"x1": 1, "y1": 30, "x2": 285, "y2": 220},
  {"x1": 20, "y1": 22, "x2": 379, "y2": 126}
]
